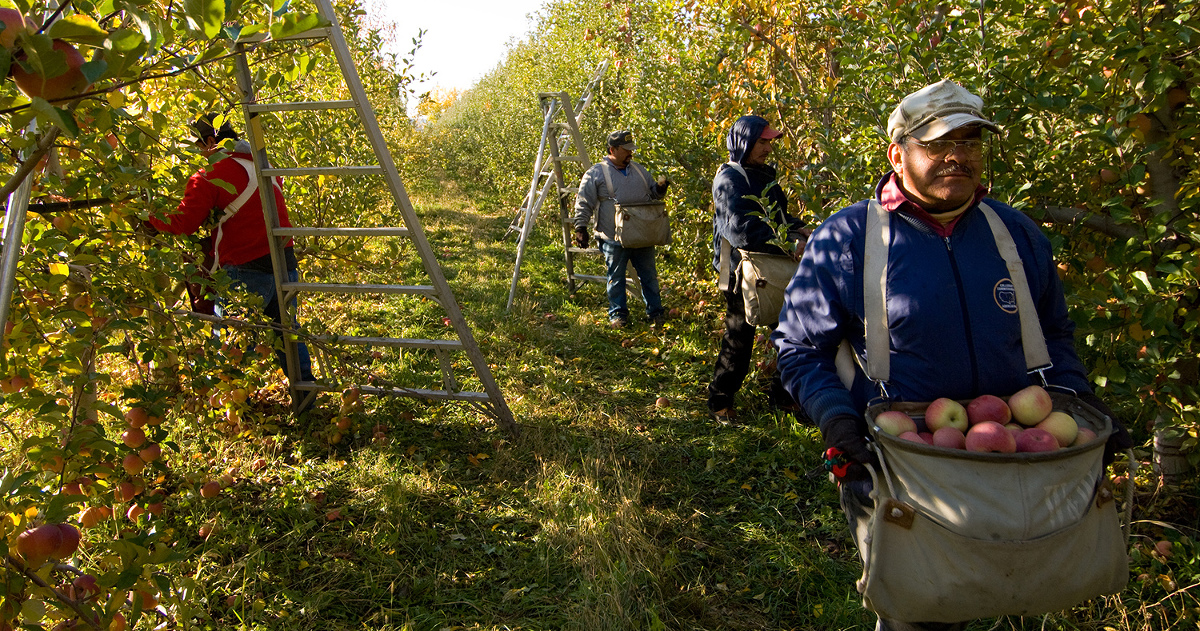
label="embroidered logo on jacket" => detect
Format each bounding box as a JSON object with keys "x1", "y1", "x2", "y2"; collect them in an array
[{"x1": 994, "y1": 279, "x2": 1018, "y2": 313}]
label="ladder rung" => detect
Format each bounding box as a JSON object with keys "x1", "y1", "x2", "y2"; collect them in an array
[
  {"x1": 274, "y1": 227, "x2": 410, "y2": 237},
  {"x1": 292, "y1": 381, "x2": 490, "y2": 403},
  {"x1": 246, "y1": 100, "x2": 356, "y2": 113},
  {"x1": 567, "y1": 247, "x2": 601, "y2": 255},
  {"x1": 571, "y1": 274, "x2": 608, "y2": 283},
  {"x1": 283, "y1": 282, "x2": 437, "y2": 296},
  {"x1": 559, "y1": 187, "x2": 578, "y2": 194},
  {"x1": 262, "y1": 166, "x2": 384, "y2": 177},
  {"x1": 312, "y1": 335, "x2": 463, "y2": 351},
  {"x1": 237, "y1": 27, "x2": 332, "y2": 44},
  {"x1": 553, "y1": 156, "x2": 584, "y2": 163}
]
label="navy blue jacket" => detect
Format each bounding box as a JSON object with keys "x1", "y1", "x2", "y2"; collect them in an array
[
  {"x1": 772, "y1": 177, "x2": 1093, "y2": 431},
  {"x1": 711, "y1": 116, "x2": 802, "y2": 286}
]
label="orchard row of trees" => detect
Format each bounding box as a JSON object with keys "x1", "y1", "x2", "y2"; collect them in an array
[
  {"x1": 1, "y1": 0, "x2": 423, "y2": 628},
  {"x1": 429, "y1": 0, "x2": 1199, "y2": 452}
]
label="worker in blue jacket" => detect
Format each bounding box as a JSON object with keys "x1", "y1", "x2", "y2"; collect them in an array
[
  {"x1": 772, "y1": 80, "x2": 1133, "y2": 631},
  {"x1": 708, "y1": 115, "x2": 807, "y2": 425}
]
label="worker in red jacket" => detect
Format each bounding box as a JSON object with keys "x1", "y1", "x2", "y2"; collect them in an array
[{"x1": 150, "y1": 114, "x2": 315, "y2": 409}]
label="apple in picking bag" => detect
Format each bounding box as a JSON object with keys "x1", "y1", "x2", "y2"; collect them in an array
[
  {"x1": 932, "y1": 426, "x2": 966, "y2": 450},
  {"x1": 965, "y1": 421, "x2": 1017, "y2": 453},
  {"x1": 966, "y1": 394, "x2": 1011, "y2": 425},
  {"x1": 924, "y1": 397, "x2": 968, "y2": 432},
  {"x1": 1009, "y1": 384, "x2": 1054, "y2": 426},
  {"x1": 874, "y1": 410, "x2": 917, "y2": 436},
  {"x1": 1072, "y1": 427, "x2": 1099, "y2": 446},
  {"x1": 1015, "y1": 427, "x2": 1059, "y2": 453},
  {"x1": 1036, "y1": 411, "x2": 1080, "y2": 447}
]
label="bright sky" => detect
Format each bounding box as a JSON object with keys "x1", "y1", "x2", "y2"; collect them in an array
[{"x1": 366, "y1": 0, "x2": 548, "y2": 101}]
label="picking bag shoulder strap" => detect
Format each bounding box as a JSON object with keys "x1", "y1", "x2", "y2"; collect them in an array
[
  {"x1": 209, "y1": 158, "x2": 279, "y2": 272},
  {"x1": 714, "y1": 162, "x2": 751, "y2": 292},
  {"x1": 854, "y1": 200, "x2": 1052, "y2": 391},
  {"x1": 977, "y1": 202, "x2": 1052, "y2": 373}
]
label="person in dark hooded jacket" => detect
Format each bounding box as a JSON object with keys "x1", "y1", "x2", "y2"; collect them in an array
[{"x1": 707, "y1": 115, "x2": 808, "y2": 425}]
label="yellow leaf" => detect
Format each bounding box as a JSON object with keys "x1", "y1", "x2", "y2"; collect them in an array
[
  {"x1": 475, "y1": 453, "x2": 490, "y2": 460},
  {"x1": 298, "y1": 560, "x2": 309, "y2": 569},
  {"x1": 741, "y1": 483, "x2": 752, "y2": 490},
  {"x1": 107, "y1": 91, "x2": 125, "y2": 108},
  {"x1": 784, "y1": 491, "x2": 798, "y2": 500},
  {"x1": 783, "y1": 468, "x2": 797, "y2": 480},
  {"x1": 49, "y1": 263, "x2": 70, "y2": 276}
]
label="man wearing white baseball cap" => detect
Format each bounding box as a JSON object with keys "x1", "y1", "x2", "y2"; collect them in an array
[{"x1": 772, "y1": 80, "x2": 1132, "y2": 630}]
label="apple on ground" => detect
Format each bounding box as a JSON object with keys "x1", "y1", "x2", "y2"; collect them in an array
[
  {"x1": 200, "y1": 481, "x2": 221, "y2": 499},
  {"x1": 965, "y1": 421, "x2": 1017, "y2": 453},
  {"x1": 874, "y1": 410, "x2": 917, "y2": 436},
  {"x1": 1015, "y1": 427, "x2": 1059, "y2": 453},
  {"x1": 932, "y1": 426, "x2": 966, "y2": 450},
  {"x1": 967, "y1": 394, "x2": 1011, "y2": 426},
  {"x1": 1009, "y1": 384, "x2": 1054, "y2": 426},
  {"x1": 925, "y1": 398, "x2": 968, "y2": 432},
  {"x1": 1036, "y1": 411, "x2": 1080, "y2": 447},
  {"x1": 1072, "y1": 427, "x2": 1098, "y2": 446}
]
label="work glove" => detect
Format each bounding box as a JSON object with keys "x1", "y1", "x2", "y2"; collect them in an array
[
  {"x1": 573, "y1": 228, "x2": 589, "y2": 249},
  {"x1": 821, "y1": 414, "x2": 879, "y2": 483},
  {"x1": 1080, "y1": 391, "x2": 1134, "y2": 466},
  {"x1": 655, "y1": 175, "x2": 670, "y2": 195}
]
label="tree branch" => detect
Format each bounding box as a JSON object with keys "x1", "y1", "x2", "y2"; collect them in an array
[
  {"x1": 0, "y1": 127, "x2": 62, "y2": 201},
  {"x1": 1040, "y1": 205, "x2": 1141, "y2": 241}
]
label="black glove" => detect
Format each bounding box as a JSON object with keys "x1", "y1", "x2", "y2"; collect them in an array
[
  {"x1": 655, "y1": 179, "x2": 670, "y2": 195},
  {"x1": 822, "y1": 414, "x2": 879, "y2": 483},
  {"x1": 1080, "y1": 392, "x2": 1134, "y2": 466},
  {"x1": 573, "y1": 228, "x2": 588, "y2": 249}
]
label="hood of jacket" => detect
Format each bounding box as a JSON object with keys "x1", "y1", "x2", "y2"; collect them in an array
[{"x1": 726, "y1": 115, "x2": 771, "y2": 165}]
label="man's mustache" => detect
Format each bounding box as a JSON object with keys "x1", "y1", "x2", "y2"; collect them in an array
[{"x1": 936, "y1": 164, "x2": 973, "y2": 177}]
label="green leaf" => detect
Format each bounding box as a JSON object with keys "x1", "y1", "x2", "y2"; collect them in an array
[
  {"x1": 183, "y1": 0, "x2": 224, "y2": 40},
  {"x1": 1131, "y1": 270, "x2": 1152, "y2": 292},
  {"x1": 270, "y1": 12, "x2": 326, "y2": 40},
  {"x1": 29, "y1": 98, "x2": 80, "y2": 138},
  {"x1": 45, "y1": 14, "x2": 109, "y2": 45}
]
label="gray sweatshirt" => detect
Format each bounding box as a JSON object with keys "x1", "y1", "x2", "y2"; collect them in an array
[{"x1": 573, "y1": 158, "x2": 662, "y2": 242}]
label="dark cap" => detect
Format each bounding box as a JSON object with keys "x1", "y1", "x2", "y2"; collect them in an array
[
  {"x1": 607, "y1": 129, "x2": 636, "y2": 151},
  {"x1": 191, "y1": 113, "x2": 238, "y2": 144}
]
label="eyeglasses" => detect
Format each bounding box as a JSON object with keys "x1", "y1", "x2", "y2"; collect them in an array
[{"x1": 907, "y1": 138, "x2": 984, "y2": 161}]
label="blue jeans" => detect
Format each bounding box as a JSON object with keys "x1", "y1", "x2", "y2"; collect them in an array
[
  {"x1": 598, "y1": 238, "x2": 663, "y2": 321},
  {"x1": 216, "y1": 266, "x2": 314, "y2": 382}
]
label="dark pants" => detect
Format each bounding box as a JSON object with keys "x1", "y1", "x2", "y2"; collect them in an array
[
  {"x1": 840, "y1": 480, "x2": 969, "y2": 631},
  {"x1": 706, "y1": 289, "x2": 792, "y2": 412}
]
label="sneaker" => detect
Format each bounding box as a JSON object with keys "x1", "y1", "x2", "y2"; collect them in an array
[
  {"x1": 710, "y1": 407, "x2": 738, "y2": 427},
  {"x1": 651, "y1": 313, "x2": 667, "y2": 328},
  {"x1": 610, "y1": 316, "x2": 628, "y2": 329}
]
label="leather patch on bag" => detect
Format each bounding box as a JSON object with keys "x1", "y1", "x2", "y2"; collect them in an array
[{"x1": 881, "y1": 499, "x2": 915, "y2": 529}]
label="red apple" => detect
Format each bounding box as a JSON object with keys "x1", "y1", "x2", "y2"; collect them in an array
[
  {"x1": 925, "y1": 398, "x2": 968, "y2": 433},
  {"x1": 932, "y1": 426, "x2": 966, "y2": 450},
  {"x1": 1009, "y1": 385, "x2": 1053, "y2": 426},
  {"x1": 200, "y1": 481, "x2": 221, "y2": 499},
  {"x1": 965, "y1": 421, "x2": 1017, "y2": 453},
  {"x1": 54, "y1": 523, "x2": 79, "y2": 557},
  {"x1": 12, "y1": 39, "x2": 92, "y2": 102},
  {"x1": 918, "y1": 432, "x2": 934, "y2": 445},
  {"x1": 71, "y1": 574, "x2": 100, "y2": 601},
  {"x1": 1015, "y1": 427, "x2": 1059, "y2": 452},
  {"x1": 1156, "y1": 540, "x2": 1173, "y2": 558},
  {"x1": 966, "y1": 394, "x2": 1011, "y2": 426},
  {"x1": 874, "y1": 410, "x2": 917, "y2": 436},
  {"x1": 124, "y1": 407, "x2": 150, "y2": 428},
  {"x1": 0, "y1": 8, "x2": 31, "y2": 50},
  {"x1": 897, "y1": 431, "x2": 925, "y2": 444},
  {"x1": 1072, "y1": 426, "x2": 1098, "y2": 446},
  {"x1": 121, "y1": 427, "x2": 146, "y2": 449},
  {"x1": 1036, "y1": 411, "x2": 1079, "y2": 447},
  {"x1": 655, "y1": 396, "x2": 670, "y2": 408},
  {"x1": 15, "y1": 524, "x2": 63, "y2": 565},
  {"x1": 121, "y1": 453, "x2": 146, "y2": 475}
]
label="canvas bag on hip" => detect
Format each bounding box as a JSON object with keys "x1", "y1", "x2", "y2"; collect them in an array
[
  {"x1": 602, "y1": 162, "x2": 670, "y2": 248},
  {"x1": 713, "y1": 162, "x2": 798, "y2": 326},
  {"x1": 843, "y1": 200, "x2": 1129, "y2": 622}
]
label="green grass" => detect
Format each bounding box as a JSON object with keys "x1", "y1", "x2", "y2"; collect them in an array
[{"x1": 152, "y1": 182, "x2": 1193, "y2": 631}]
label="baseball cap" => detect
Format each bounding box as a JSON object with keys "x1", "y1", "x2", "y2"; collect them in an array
[
  {"x1": 760, "y1": 125, "x2": 783, "y2": 140},
  {"x1": 887, "y1": 79, "x2": 1000, "y2": 142},
  {"x1": 607, "y1": 129, "x2": 636, "y2": 151}
]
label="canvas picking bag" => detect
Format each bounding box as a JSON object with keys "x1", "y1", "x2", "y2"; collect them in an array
[
  {"x1": 602, "y1": 162, "x2": 670, "y2": 248},
  {"x1": 718, "y1": 237, "x2": 796, "y2": 326},
  {"x1": 843, "y1": 200, "x2": 1130, "y2": 622}
]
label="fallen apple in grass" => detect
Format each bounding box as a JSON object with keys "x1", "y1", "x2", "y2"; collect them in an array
[
  {"x1": 874, "y1": 410, "x2": 917, "y2": 436},
  {"x1": 1009, "y1": 384, "x2": 1054, "y2": 426},
  {"x1": 1036, "y1": 411, "x2": 1079, "y2": 447},
  {"x1": 965, "y1": 421, "x2": 1017, "y2": 453},
  {"x1": 1015, "y1": 427, "x2": 1059, "y2": 453},
  {"x1": 925, "y1": 398, "x2": 968, "y2": 433},
  {"x1": 967, "y1": 394, "x2": 1011, "y2": 426}
]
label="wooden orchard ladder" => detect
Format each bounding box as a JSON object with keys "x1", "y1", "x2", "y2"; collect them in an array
[{"x1": 231, "y1": 0, "x2": 516, "y2": 431}]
